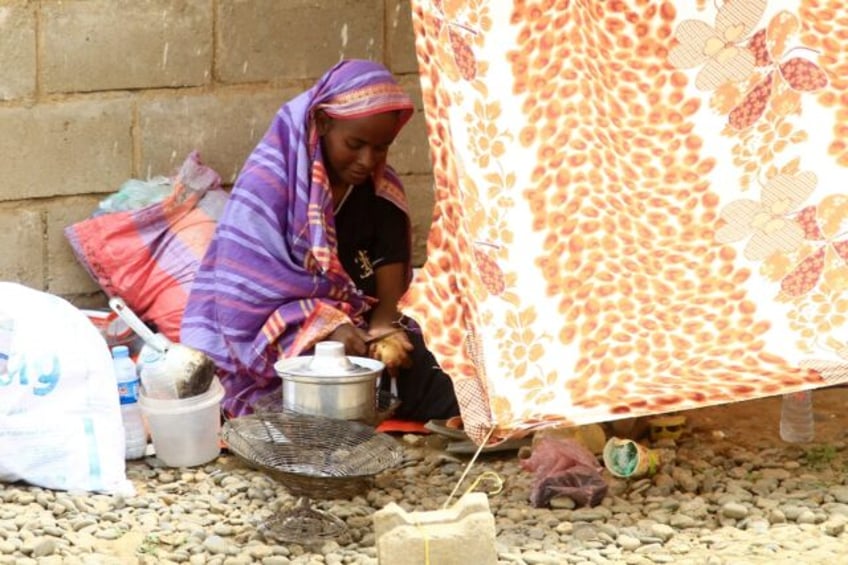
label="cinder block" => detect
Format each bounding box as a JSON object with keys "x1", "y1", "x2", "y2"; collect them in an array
[
  {"x1": 374, "y1": 493, "x2": 497, "y2": 565},
  {"x1": 391, "y1": 78, "x2": 432, "y2": 175},
  {"x1": 216, "y1": 0, "x2": 383, "y2": 82},
  {"x1": 387, "y1": 0, "x2": 419, "y2": 75},
  {"x1": 41, "y1": 0, "x2": 212, "y2": 93},
  {"x1": 397, "y1": 174, "x2": 435, "y2": 267},
  {"x1": 138, "y1": 87, "x2": 300, "y2": 183},
  {"x1": 0, "y1": 207, "x2": 44, "y2": 289},
  {"x1": 45, "y1": 196, "x2": 103, "y2": 296},
  {"x1": 0, "y1": 99, "x2": 133, "y2": 202},
  {"x1": 0, "y1": 2, "x2": 36, "y2": 100}
]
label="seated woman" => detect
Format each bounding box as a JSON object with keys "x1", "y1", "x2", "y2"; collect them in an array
[{"x1": 181, "y1": 59, "x2": 459, "y2": 421}]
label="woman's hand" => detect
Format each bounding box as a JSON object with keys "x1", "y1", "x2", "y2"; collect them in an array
[
  {"x1": 369, "y1": 331, "x2": 413, "y2": 370},
  {"x1": 328, "y1": 323, "x2": 368, "y2": 356}
]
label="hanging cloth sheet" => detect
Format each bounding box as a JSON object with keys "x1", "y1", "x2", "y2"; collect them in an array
[{"x1": 403, "y1": 0, "x2": 848, "y2": 443}]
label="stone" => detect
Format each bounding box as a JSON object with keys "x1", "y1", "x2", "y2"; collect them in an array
[
  {"x1": 216, "y1": 0, "x2": 383, "y2": 82},
  {"x1": 399, "y1": 174, "x2": 436, "y2": 266},
  {"x1": 389, "y1": 78, "x2": 432, "y2": 175},
  {"x1": 721, "y1": 503, "x2": 749, "y2": 520},
  {"x1": 0, "y1": 208, "x2": 43, "y2": 288},
  {"x1": 649, "y1": 523, "x2": 675, "y2": 542},
  {"x1": 0, "y1": 2, "x2": 36, "y2": 100},
  {"x1": 797, "y1": 510, "x2": 817, "y2": 524},
  {"x1": 373, "y1": 492, "x2": 497, "y2": 565},
  {"x1": 0, "y1": 99, "x2": 133, "y2": 202},
  {"x1": 521, "y1": 551, "x2": 562, "y2": 564},
  {"x1": 41, "y1": 0, "x2": 212, "y2": 93},
  {"x1": 387, "y1": 0, "x2": 419, "y2": 74},
  {"x1": 829, "y1": 486, "x2": 848, "y2": 504},
  {"x1": 44, "y1": 195, "x2": 103, "y2": 295},
  {"x1": 203, "y1": 535, "x2": 233, "y2": 555},
  {"x1": 137, "y1": 89, "x2": 294, "y2": 185},
  {"x1": 31, "y1": 537, "x2": 57, "y2": 557},
  {"x1": 617, "y1": 534, "x2": 642, "y2": 550},
  {"x1": 823, "y1": 517, "x2": 846, "y2": 536},
  {"x1": 261, "y1": 558, "x2": 291, "y2": 565},
  {"x1": 671, "y1": 468, "x2": 698, "y2": 493}
]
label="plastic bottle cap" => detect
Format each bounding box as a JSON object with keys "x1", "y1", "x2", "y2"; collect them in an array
[{"x1": 112, "y1": 345, "x2": 130, "y2": 358}]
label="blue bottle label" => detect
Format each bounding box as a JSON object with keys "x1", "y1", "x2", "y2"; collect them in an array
[{"x1": 118, "y1": 379, "x2": 140, "y2": 405}]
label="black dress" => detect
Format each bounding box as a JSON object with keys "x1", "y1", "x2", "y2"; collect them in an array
[{"x1": 334, "y1": 182, "x2": 460, "y2": 421}]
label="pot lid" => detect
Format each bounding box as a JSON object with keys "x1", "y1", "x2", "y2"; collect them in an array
[{"x1": 280, "y1": 341, "x2": 379, "y2": 377}]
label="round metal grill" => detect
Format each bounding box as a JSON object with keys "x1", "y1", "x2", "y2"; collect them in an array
[
  {"x1": 222, "y1": 411, "x2": 404, "y2": 499},
  {"x1": 259, "y1": 497, "x2": 347, "y2": 543}
]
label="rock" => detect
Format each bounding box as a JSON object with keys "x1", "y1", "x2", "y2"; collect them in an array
[
  {"x1": 96, "y1": 527, "x2": 123, "y2": 540},
  {"x1": 760, "y1": 468, "x2": 791, "y2": 481},
  {"x1": 650, "y1": 523, "x2": 675, "y2": 542},
  {"x1": 617, "y1": 534, "x2": 642, "y2": 550},
  {"x1": 31, "y1": 537, "x2": 57, "y2": 557},
  {"x1": 669, "y1": 515, "x2": 698, "y2": 529},
  {"x1": 671, "y1": 468, "x2": 698, "y2": 493},
  {"x1": 549, "y1": 497, "x2": 576, "y2": 510},
  {"x1": 260, "y1": 558, "x2": 291, "y2": 565},
  {"x1": 204, "y1": 535, "x2": 234, "y2": 555},
  {"x1": 823, "y1": 517, "x2": 846, "y2": 536},
  {"x1": 768, "y1": 509, "x2": 787, "y2": 524},
  {"x1": 829, "y1": 486, "x2": 848, "y2": 504},
  {"x1": 555, "y1": 522, "x2": 573, "y2": 535},
  {"x1": 797, "y1": 510, "x2": 817, "y2": 524},
  {"x1": 213, "y1": 524, "x2": 234, "y2": 536},
  {"x1": 521, "y1": 551, "x2": 562, "y2": 564},
  {"x1": 721, "y1": 503, "x2": 749, "y2": 520},
  {"x1": 571, "y1": 507, "x2": 612, "y2": 522}
]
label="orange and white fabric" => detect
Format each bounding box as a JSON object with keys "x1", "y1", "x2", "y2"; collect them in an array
[{"x1": 404, "y1": 0, "x2": 847, "y2": 442}]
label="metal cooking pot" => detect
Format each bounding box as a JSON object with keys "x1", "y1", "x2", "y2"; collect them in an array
[{"x1": 274, "y1": 341, "x2": 385, "y2": 423}]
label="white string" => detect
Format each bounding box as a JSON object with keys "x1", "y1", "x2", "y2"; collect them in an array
[
  {"x1": 442, "y1": 426, "x2": 496, "y2": 509},
  {"x1": 333, "y1": 185, "x2": 354, "y2": 215}
]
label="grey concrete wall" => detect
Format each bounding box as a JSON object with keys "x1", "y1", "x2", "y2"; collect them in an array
[{"x1": 0, "y1": 0, "x2": 431, "y2": 306}]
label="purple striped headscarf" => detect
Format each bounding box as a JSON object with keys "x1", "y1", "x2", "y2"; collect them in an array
[{"x1": 180, "y1": 60, "x2": 415, "y2": 416}]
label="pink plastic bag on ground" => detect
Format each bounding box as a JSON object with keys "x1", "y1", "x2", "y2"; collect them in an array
[{"x1": 519, "y1": 437, "x2": 608, "y2": 508}]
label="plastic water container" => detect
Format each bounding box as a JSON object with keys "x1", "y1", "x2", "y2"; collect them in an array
[
  {"x1": 779, "y1": 390, "x2": 814, "y2": 443},
  {"x1": 138, "y1": 378, "x2": 224, "y2": 467},
  {"x1": 137, "y1": 343, "x2": 178, "y2": 400},
  {"x1": 111, "y1": 345, "x2": 148, "y2": 460}
]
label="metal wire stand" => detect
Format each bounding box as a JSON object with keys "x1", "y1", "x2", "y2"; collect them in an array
[{"x1": 223, "y1": 411, "x2": 403, "y2": 543}]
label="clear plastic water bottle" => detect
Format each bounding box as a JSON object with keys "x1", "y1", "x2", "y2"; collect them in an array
[
  {"x1": 112, "y1": 345, "x2": 148, "y2": 459},
  {"x1": 779, "y1": 390, "x2": 814, "y2": 443},
  {"x1": 137, "y1": 343, "x2": 175, "y2": 399}
]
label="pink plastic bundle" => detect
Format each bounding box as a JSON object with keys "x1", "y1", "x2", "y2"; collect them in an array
[
  {"x1": 65, "y1": 151, "x2": 227, "y2": 341},
  {"x1": 519, "y1": 437, "x2": 608, "y2": 508}
]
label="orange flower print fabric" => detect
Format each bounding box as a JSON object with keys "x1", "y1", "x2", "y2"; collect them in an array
[{"x1": 405, "y1": 1, "x2": 844, "y2": 443}]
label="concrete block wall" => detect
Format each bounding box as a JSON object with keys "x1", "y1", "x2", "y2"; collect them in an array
[{"x1": 0, "y1": 0, "x2": 432, "y2": 306}]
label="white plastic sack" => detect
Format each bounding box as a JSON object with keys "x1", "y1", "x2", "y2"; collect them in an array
[{"x1": 0, "y1": 283, "x2": 131, "y2": 493}]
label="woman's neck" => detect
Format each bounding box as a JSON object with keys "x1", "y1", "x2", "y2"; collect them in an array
[{"x1": 331, "y1": 184, "x2": 354, "y2": 214}]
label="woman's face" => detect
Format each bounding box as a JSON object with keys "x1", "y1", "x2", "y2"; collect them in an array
[{"x1": 318, "y1": 111, "x2": 400, "y2": 187}]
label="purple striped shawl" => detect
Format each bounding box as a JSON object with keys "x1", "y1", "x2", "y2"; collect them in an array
[{"x1": 180, "y1": 60, "x2": 415, "y2": 416}]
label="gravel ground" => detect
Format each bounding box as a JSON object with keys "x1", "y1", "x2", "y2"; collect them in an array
[{"x1": 0, "y1": 390, "x2": 847, "y2": 564}]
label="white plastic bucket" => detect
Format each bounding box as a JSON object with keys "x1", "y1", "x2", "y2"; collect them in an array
[{"x1": 138, "y1": 377, "x2": 224, "y2": 467}]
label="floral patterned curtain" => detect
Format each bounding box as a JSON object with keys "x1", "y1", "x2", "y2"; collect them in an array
[{"x1": 402, "y1": 0, "x2": 846, "y2": 443}]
